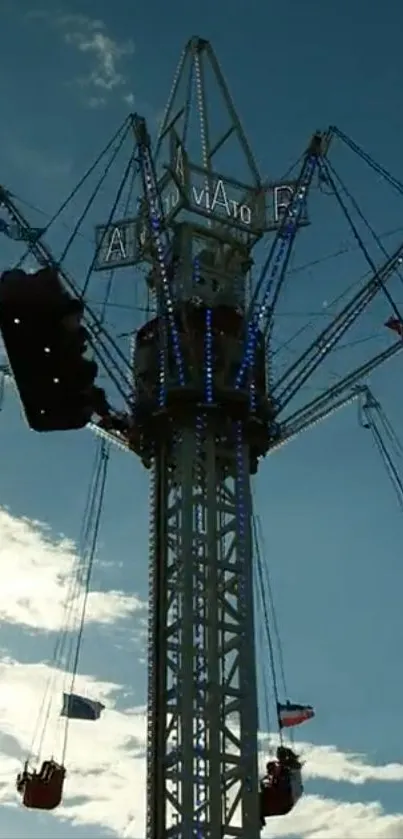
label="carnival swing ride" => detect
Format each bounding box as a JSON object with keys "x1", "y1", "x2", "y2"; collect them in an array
[{"x1": 1, "y1": 34, "x2": 403, "y2": 838}]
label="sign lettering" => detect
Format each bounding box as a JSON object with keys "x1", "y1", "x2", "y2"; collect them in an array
[
  {"x1": 94, "y1": 217, "x2": 139, "y2": 271},
  {"x1": 161, "y1": 180, "x2": 253, "y2": 226},
  {"x1": 160, "y1": 176, "x2": 305, "y2": 231},
  {"x1": 94, "y1": 151, "x2": 309, "y2": 271}
]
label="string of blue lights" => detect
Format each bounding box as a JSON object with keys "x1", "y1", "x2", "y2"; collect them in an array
[
  {"x1": 194, "y1": 415, "x2": 207, "y2": 834},
  {"x1": 235, "y1": 155, "x2": 318, "y2": 391},
  {"x1": 234, "y1": 420, "x2": 254, "y2": 796},
  {"x1": 140, "y1": 148, "x2": 186, "y2": 392},
  {"x1": 204, "y1": 310, "x2": 214, "y2": 404},
  {"x1": 171, "y1": 460, "x2": 181, "y2": 832}
]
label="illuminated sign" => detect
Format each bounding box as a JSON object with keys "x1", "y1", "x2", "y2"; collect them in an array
[
  {"x1": 159, "y1": 175, "x2": 305, "y2": 231},
  {"x1": 94, "y1": 217, "x2": 140, "y2": 271},
  {"x1": 94, "y1": 137, "x2": 308, "y2": 271},
  {"x1": 156, "y1": 139, "x2": 308, "y2": 232},
  {"x1": 160, "y1": 171, "x2": 261, "y2": 229}
]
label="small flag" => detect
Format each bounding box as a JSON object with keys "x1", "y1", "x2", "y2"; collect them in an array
[
  {"x1": 61, "y1": 693, "x2": 105, "y2": 721},
  {"x1": 277, "y1": 701, "x2": 315, "y2": 729}
]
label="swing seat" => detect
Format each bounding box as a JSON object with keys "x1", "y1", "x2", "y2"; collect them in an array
[
  {"x1": 260, "y1": 766, "x2": 302, "y2": 818},
  {"x1": 21, "y1": 761, "x2": 66, "y2": 810}
]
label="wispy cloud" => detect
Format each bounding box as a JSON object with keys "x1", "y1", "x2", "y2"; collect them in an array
[
  {"x1": 0, "y1": 659, "x2": 146, "y2": 835},
  {"x1": 268, "y1": 795, "x2": 403, "y2": 838},
  {"x1": 0, "y1": 656, "x2": 402, "y2": 838},
  {"x1": 0, "y1": 508, "x2": 146, "y2": 630},
  {"x1": 0, "y1": 509, "x2": 401, "y2": 838},
  {"x1": 27, "y1": 11, "x2": 135, "y2": 109}
]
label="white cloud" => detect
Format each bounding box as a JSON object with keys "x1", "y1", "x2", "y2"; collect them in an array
[
  {"x1": 65, "y1": 29, "x2": 133, "y2": 92},
  {"x1": 0, "y1": 508, "x2": 146, "y2": 631},
  {"x1": 0, "y1": 656, "x2": 402, "y2": 838},
  {"x1": 123, "y1": 92, "x2": 135, "y2": 108},
  {"x1": 0, "y1": 659, "x2": 145, "y2": 835},
  {"x1": 0, "y1": 500, "x2": 401, "y2": 837},
  {"x1": 265, "y1": 796, "x2": 403, "y2": 838},
  {"x1": 40, "y1": 11, "x2": 134, "y2": 107},
  {"x1": 301, "y1": 742, "x2": 403, "y2": 785},
  {"x1": 87, "y1": 95, "x2": 107, "y2": 110}
]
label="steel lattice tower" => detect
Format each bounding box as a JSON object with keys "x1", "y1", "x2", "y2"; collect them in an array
[
  {"x1": 1, "y1": 31, "x2": 402, "y2": 839},
  {"x1": 132, "y1": 37, "x2": 285, "y2": 839},
  {"x1": 2, "y1": 28, "x2": 403, "y2": 839}
]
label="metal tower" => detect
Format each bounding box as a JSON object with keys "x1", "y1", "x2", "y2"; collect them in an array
[
  {"x1": 2, "y1": 34, "x2": 403, "y2": 839},
  {"x1": 130, "y1": 37, "x2": 304, "y2": 839},
  {"x1": 78, "y1": 39, "x2": 403, "y2": 839}
]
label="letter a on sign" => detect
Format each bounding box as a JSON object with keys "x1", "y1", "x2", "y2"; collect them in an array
[
  {"x1": 94, "y1": 217, "x2": 139, "y2": 271},
  {"x1": 170, "y1": 129, "x2": 189, "y2": 191},
  {"x1": 105, "y1": 226, "x2": 127, "y2": 263},
  {"x1": 210, "y1": 180, "x2": 231, "y2": 216}
]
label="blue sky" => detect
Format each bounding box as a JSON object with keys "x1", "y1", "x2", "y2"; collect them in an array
[{"x1": 1, "y1": 0, "x2": 403, "y2": 836}]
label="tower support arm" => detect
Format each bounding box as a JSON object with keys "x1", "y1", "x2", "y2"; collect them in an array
[
  {"x1": 235, "y1": 135, "x2": 324, "y2": 391},
  {"x1": 134, "y1": 114, "x2": 186, "y2": 387},
  {"x1": 276, "y1": 338, "x2": 403, "y2": 448},
  {"x1": 247, "y1": 137, "x2": 321, "y2": 324},
  {"x1": 271, "y1": 389, "x2": 362, "y2": 455},
  {"x1": 273, "y1": 242, "x2": 403, "y2": 411}
]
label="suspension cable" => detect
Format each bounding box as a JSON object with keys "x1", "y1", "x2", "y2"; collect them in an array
[
  {"x1": 58, "y1": 125, "x2": 132, "y2": 274},
  {"x1": 253, "y1": 517, "x2": 274, "y2": 742},
  {"x1": 364, "y1": 403, "x2": 403, "y2": 513},
  {"x1": 28, "y1": 443, "x2": 103, "y2": 765},
  {"x1": 324, "y1": 156, "x2": 403, "y2": 298},
  {"x1": 255, "y1": 513, "x2": 288, "y2": 698},
  {"x1": 1, "y1": 130, "x2": 137, "y2": 404},
  {"x1": 252, "y1": 513, "x2": 283, "y2": 743},
  {"x1": 318, "y1": 156, "x2": 403, "y2": 322},
  {"x1": 27, "y1": 440, "x2": 109, "y2": 766},
  {"x1": 61, "y1": 440, "x2": 109, "y2": 764},
  {"x1": 61, "y1": 441, "x2": 109, "y2": 685},
  {"x1": 333, "y1": 127, "x2": 403, "y2": 199},
  {"x1": 16, "y1": 116, "x2": 132, "y2": 266},
  {"x1": 99, "y1": 163, "x2": 139, "y2": 325},
  {"x1": 376, "y1": 404, "x2": 403, "y2": 457},
  {"x1": 81, "y1": 155, "x2": 136, "y2": 300}
]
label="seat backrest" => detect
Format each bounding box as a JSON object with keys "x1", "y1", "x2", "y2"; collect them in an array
[
  {"x1": 289, "y1": 768, "x2": 303, "y2": 803},
  {"x1": 23, "y1": 770, "x2": 65, "y2": 810},
  {"x1": 261, "y1": 767, "x2": 298, "y2": 818}
]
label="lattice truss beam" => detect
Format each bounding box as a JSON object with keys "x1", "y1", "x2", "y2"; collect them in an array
[
  {"x1": 153, "y1": 36, "x2": 262, "y2": 231},
  {"x1": 146, "y1": 422, "x2": 260, "y2": 838}
]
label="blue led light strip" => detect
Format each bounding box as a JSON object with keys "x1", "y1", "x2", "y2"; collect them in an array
[
  {"x1": 192, "y1": 257, "x2": 214, "y2": 404},
  {"x1": 234, "y1": 420, "x2": 254, "y2": 794},
  {"x1": 235, "y1": 156, "x2": 317, "y2": 390},
  {"x1": 235, "y1": 421, "x2": 247, "y2": 570},
  {"x1": 141, "y1": 149, "x2": 185, "y2": 387},
  {"x1": 205, "y1": 309, "x2": 214, "y2": 403},
  {"x1": 145, "y1": 464, "x2": 157, "y2": 837},
  {"x1": 157, "y1": 317, "x2": 167, "y2": 407},
  {"x1": 170, "y1": 458, "x2": 181, "y2": 833},
  {"x1": 194, "y1": 415, "x2": 208, "y2": 836},
  {"x1": 249, "y1": 375, "x2": 257, "y2": 412}
]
